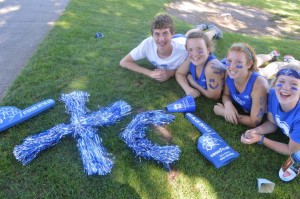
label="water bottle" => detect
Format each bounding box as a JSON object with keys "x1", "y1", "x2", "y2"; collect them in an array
[{"x1": 279, "y1": 150, "x2": 300, "y2": 182}]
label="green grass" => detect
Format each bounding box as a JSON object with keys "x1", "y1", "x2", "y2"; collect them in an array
[{"x1": 1, "y1": 0, "x2": 300, "y2": 198}]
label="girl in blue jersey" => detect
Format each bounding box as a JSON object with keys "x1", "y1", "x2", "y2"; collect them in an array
[
  {"x1": 241, "y1": 63, "x2": 300, "y2": 155},
  {"x1": 213, "y1": 43, "x2": 269, "y2": 127},
  {"x1": 175, "y1": 31, "x2": 225, "y2": 100}
]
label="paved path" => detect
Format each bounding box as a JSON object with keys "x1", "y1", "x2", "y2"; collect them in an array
[{"x1": 0, "y1": 0, "x2": 70, "y2": 100}]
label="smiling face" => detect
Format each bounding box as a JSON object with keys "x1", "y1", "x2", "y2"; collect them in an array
[
  {"x1": 186, "y1": 38, "x2": 210, "y2": 66},
  {"x1": 152, "y1": 28, "x2": 174, "y2": 53},
  {"x1": 226, "y1": 50, "x2": 251, "y2": 79},
  {"x1": 275, "y1": 75, "x2": 300, "y2": 110}
]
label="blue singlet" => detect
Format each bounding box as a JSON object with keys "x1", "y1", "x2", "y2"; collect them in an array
[
  {"x1": 226, "y1": 72, "x2": 259, "y2": 113},
  {"x1": 189, "y1": 53, "x2": 218, "y2": 90}
]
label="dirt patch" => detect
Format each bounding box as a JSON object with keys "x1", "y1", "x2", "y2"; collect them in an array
[
  {"x1": 154, "y1": 125, "x2": 173, "y2": 143},
  {"x1": 166, "y1": 0, "x2": 300, "y2": 39},
  {"x1": 168, "y1": 168, "x2": 180, "y2": 182}
]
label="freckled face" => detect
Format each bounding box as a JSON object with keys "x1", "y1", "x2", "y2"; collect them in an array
[
  {"x1": 152, "y1": 28, "x2": 174, "y2": 52},
  {"x1": 275, "y1": 75, "x2": 300, "y2": 107},
  {"x1": 226, "y1": 51, "x2": 250, "y2": 79},
  {"x1": 186, "y1": 38, "x2": 209, "y2": 66}
]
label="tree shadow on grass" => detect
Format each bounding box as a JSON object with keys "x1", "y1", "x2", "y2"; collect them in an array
[{"x1": 166, "y1": 0, "x2": 300, "y2": 40}]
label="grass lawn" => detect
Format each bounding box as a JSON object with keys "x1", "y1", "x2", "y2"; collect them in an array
[{"x1": 0, "y1": 0, "x2": 300, "y2": 198}]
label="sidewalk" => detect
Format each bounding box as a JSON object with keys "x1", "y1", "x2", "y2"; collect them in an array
[{"x1": 0, "y1": 0, "x2": 70, "y2": 100}]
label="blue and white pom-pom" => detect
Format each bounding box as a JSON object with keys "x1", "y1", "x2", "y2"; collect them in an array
[
  {"x1": 14, "y1": 91, "x2": 131, "y2": 175},
  {"x1": 120, "y1": 110, "x2": 181, "y2": 170},
  {"x1": 13, "y1": 123, "x2": 72, "y2": 165}
]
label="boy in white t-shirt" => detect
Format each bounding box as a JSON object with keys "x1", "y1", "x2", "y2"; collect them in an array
[{"x1": 119, "y1": 14, "x2": 222, "y2": 82}]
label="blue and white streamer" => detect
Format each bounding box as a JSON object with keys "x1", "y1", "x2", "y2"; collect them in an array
[
  {"x1": 120, "y1": 110, "x2": 181, "y2": 171},
  {"x1": 14, "y1": 91, "x2": 131, "y2": 175}
]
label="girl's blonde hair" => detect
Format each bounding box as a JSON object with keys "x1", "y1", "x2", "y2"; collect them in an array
[{"x1": 185, "y1": 31, "x2": 215, "y2": 52}]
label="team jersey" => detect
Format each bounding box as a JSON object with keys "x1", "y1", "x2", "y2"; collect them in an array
[
  {"x1": 189, "y1": 53, "x2": 218, "y2": 90},
  {"x1": 226, "y1": 72, "x2": 259, "y2": 113},
  {"x1": 268, "y1": 88, "x2": 300, "y2": 143},
  {"x1": 130, "y1": 37, "x2": 187, "y2": 70}
]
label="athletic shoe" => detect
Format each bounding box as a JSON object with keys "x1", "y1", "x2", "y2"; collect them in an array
[
  {"x1": 207, "y1": 24, "x2": 223, "y2": 39},
  {"x1": 284, "y1": 55, "x2": 295, "y2": 63},
  {"x1": 269, "y1": 50, "x2": 280, "y2": 62},
  {"x1": 194, "y1": 24, "x2": 208, "y2": 31}
]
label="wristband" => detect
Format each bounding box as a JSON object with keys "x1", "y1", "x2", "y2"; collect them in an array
[{"x1": 257, "y1": 135, "x2": 265, "y2": 145}]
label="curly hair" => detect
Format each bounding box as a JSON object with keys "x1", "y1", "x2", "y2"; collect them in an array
[{"x1": 151, "y1": 14, "x2": 175, "y2": 35}]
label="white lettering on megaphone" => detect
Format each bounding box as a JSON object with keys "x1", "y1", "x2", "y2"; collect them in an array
[{"x1": 174, "y1": 104, "x2": 182, "y2": 110}]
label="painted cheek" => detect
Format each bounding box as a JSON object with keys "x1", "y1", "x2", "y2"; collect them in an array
[
  {"x1": 291, "y1": 87, "x2": 298, "y2": 91},
  {"x1": 276, "y1": 83, "x2": 283, "y2": 88},
  {"x1": 236, "y1": 64, "x2": 243, "y2": 69}
]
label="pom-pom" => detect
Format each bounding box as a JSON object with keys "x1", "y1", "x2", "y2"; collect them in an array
[
  {"x1": 14, "y1": 124, "x2": 72, "y2": 165},
  {"x1": 14, "y1": 91, "x2": 131, "y2": 175},
  {"x1": 120, "y1": 110, "x2": 181, "y2": 170}
]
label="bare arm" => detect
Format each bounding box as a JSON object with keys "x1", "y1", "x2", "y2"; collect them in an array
[
  {"x1": 241, "y1": 113, "x2": 300, "y2": 155},
  {"x1": 238, "y1": 76, "x2": 268, "y2": 127},
  {"x1": 175, "y1": 59, "x2": 200, "y2": 98},
  {"x1": 221, "y1": 79, "x2": 240, "y2": 124},
  {"x1": 120, "y1": 54, "x2": 174, "y2": 82},
  {"x1": 187, "y1": 59, "x2": 224, "y2": 100},
  {"x1": 120, "y1": 53, "x2": 152, "y2": 76},
  {"x1": 263, "y1": 136, "x2": 300, "y2": 155}
]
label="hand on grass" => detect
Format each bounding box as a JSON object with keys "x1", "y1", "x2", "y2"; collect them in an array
[
  {"x1": 149, "y1": 69, "x2": 168, "y2": 82},
  {"x1": 241, "y1": 129, "x2": 261, "y2": 144},
  {"x1": 224, "y1": 103, "x2": 240, "y2": 124},
  {"x1": 213, "y1": 103, "x2": 225, "y2": 116}
]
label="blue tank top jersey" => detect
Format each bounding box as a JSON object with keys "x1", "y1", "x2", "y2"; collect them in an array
[
  {"x1": 268, "y1": 88, "x2": 300, "y2": 143},
  {"x1": 189, "y1": 53, "x2": 218, "y2": 90},
  {"x1": 226, "y1": 72, "x2": 259, "y2": 113}
]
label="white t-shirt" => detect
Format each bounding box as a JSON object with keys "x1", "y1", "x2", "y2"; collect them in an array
[{"x1": 130, "y1": 37, "x2": 187, "y2": 70}]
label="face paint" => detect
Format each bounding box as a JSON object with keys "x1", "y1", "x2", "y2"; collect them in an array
[
  {"x1": 224, "y1": 60, "x2": 243, "y2": 69},
  {"x1": 276, "y1": 83, "x2": 283, "y2": 88},
  {"x1": 208, "y1": 78, "x2": 219, "y2": 89},
  {"x1": 256, "y1": 108, "x2": 264, "y2": 118},
  {"x1": 236, "y1": 64, "x2": 243, "y2": 69},
  {"x1": 256, "y1": 97, "x2": 265, "y2": 118},
  {"x1": 209, "y1": 83, "x2": 219, "y2": 89},
  {"x1": 291, "y1": 87, "x2": 298, "y2": 91}
]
